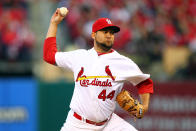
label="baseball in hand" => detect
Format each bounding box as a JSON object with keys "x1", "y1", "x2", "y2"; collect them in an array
[{"x1": 59, "y1": 7, "x2": 68, "y2": 17}]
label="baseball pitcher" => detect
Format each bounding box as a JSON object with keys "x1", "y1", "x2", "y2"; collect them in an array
[{"x1": 43, "y1": 8, "x2": 154, "y2": 131}]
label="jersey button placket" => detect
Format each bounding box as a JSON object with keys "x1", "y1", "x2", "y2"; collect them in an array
[{"x1": 91, "y1": 56, "x2": 102, "y2": 112}]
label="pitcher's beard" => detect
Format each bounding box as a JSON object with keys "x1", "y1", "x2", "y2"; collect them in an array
[{"x1": 96, "y1": 40, "x2": 113, "y2": 52}]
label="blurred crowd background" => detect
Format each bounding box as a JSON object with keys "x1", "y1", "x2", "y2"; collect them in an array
[
  {"x1": 0, "y1": 0, "x2": 196, "y2": 131},
  {"x1": 0, "y1": 0, "x2": 195, "y2": 81}
]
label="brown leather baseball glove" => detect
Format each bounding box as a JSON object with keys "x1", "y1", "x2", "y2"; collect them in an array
[{"x1": 116, "y1": 90, "x2": 144, "y2": 119}]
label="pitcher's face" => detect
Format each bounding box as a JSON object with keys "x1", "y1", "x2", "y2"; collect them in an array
[{"x1": 92, "y1": 28, "x2": 115, "y2": 52}]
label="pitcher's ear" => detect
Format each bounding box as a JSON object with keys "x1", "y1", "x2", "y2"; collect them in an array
[{"x1": 91, "y1": 32, "x2": 95, "y2": 39}]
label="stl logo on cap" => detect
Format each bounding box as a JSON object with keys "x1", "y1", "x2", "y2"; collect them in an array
[{"x1": 106, "y1": 19, "x2": 112, "y2": 24}]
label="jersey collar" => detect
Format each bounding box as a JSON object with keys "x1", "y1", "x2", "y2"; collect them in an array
[{"x1": 96, "y1": 49, "x2": 114, "y2": 56}]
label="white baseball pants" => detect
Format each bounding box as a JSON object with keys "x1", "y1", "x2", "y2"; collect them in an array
[{"x1": 60, "y1": 110, "x2": 138, "y2": 131}]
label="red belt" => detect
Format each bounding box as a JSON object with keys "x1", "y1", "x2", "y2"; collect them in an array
[{"x1": 73, "y1": 112, "x2": 108, "y2": 126}]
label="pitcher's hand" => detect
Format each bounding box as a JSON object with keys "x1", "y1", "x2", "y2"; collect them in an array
[{"x1": 50, "y1": 8, "x2": 68, "y2": 25}]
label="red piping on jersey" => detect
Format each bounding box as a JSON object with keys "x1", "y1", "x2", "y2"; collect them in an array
[
  {"x1": 97, "y1": 49, "x2": 114, "y2": 56},
  {"x1": 43, "y1": 37, "x2": 57, "y2": 65},
  {"x1": 76, "y1": 67, "x2": 84, "y2": 82},
  {"x1": 105, "y1": 65, "x2": 115, "y2": 81},
  {"x1": 136, "y1": 78, "x2": 154, "y2": 94}
]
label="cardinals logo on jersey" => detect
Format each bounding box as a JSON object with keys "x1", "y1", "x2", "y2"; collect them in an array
[{"x1": 76, "y1": 65, "x2": 115, "y2": 87}]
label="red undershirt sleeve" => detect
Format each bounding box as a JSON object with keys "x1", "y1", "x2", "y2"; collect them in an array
[
  {"x1": 136, "y1": 78, "x2": 154, "y2": 94},
  {"x1": 43, "y1": 37, "x2": 57, "y2": 65}
]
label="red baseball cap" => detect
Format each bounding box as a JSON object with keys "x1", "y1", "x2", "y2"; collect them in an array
[{"x1": 92, "y1": 18, "x2": 120, "y2": 33}]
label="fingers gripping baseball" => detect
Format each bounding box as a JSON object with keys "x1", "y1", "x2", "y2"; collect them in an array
[
  {"x1": 51, "y1": 7, "x2": 69, "y2": 25},
  {"x1": 116, "y1": 90, "x2": 144, "y2": 119}
]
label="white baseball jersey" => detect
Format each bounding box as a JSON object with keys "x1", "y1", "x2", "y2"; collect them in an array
[{"x1": 55, "y1": 48, "x2": 150, "y2": 122}]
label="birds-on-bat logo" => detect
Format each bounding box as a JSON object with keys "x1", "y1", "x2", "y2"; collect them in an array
[{"x1": 76, "y1": 65, "x2": 115, "y2": 87}]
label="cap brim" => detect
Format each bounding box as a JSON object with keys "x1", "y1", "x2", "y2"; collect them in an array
[{"x1": 101, "y1": 26, "x2": 120, "y2": 33}]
